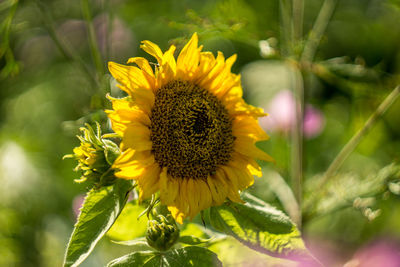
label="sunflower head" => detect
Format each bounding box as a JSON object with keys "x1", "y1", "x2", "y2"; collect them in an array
[
  {"x1": 64, "y1": 123, "x2": 120, "y2": 187},
  {"x1": 107, "y1": 33, "x2": 273, "y2": 223}
]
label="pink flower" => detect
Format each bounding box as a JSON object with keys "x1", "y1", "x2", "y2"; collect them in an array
[
  {"x1": 304, "y1": 105, "x2": 325, "y2": 139},
  {"x1": 345, "y1": 239, "x2": 400, "y2": 267},
  {"x1": 260, "y1": 90, "x2": 325, "y2": 139},
  {"x1": 261, "y1": 90, "x2": 296, "y2": 134}
]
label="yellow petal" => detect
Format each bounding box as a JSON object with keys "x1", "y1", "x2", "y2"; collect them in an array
[
  {"x1": 140, "y1": 40, "x2": 163, "y2": 64},
  {"x1": 113, "y1": 150, "x2": 153, "y2": 180},
  {"x1": 207, "y1": 174, "x2": 227, "y2": 206},
  {"x1": 232, "y1": 152, "x2": 263, "y2": 177},
  {"x1": 106, "y1": 95, "x2": 136, "y2": 110},
  {"x1": 197, "y1": 179, "x2": 212, "y2": 211},
  {"x1": 197, "y1": 52, "x2": 225, "y2": 90},
  {"x1": 130, "y1": 87, "x2": 155, "y2": 115},
  {"x1": 233, "y1": 116, "x2": 269, "y2": 141},
  {"x1": 177, "y1": 178, "x2": 190, "y2": 217},
  {"x1": 186, "y1": 178, "x2": 200, "y2": 218},
  {"x1": 207, "y1": 54, "x2": 237, "y2": 96},
  {"x1": 226, "y1": 97, "x2": 266, "y2": 118},
  {"x1": 193, "y1": 52, "x2": 216, "y2": 82},
  {"x1": 235, "y1": 136, "x2": 274, "y2": 162},
  {"x1": 105, "y1": 100, "x2": 151, "y2": 136},
  {"x1": 114, "y1": 165, "x2": 146, "y2": 179},
  {"x1": 214, "y1": 74, "x2": 241, "y2": 100},
  {"x1": 159, "y1": 168, "x2": 179, "y2": 205},
  {"x1": 127, "y1": 57, "x2": 154, "y2": 77},
  {"x1": 177, "y1": 33, "x2": 201, "y2": 80},
  {"x1": 221, "y1": 165, "x2": 241, "y2": 189},
  {"x1": 168, "y1": 206, "x2": 185, "y2": 224},
  {"x1": 113, "y1": 149, "x2": 154, "y2": 180},
  {"x1": 138, "y1": 163, "x2": 161, "y2": 200},
  {"x1": 127, "y1": 57, "x2": 156, "y2": 89},
  {"x1": 218, "y1": 168, "x2": 243, "y2": 203},
  {"x1": 108, "y1": 62, "x2": 153, "y2": 94},
  {"x1": 121, "y1": 124, "x2": 153, "y2": 151},
  {"x1": 226, "y1": 163, "x2": 254, "y2": 190},
  {"x1": 108, "y1": 109, "x2": 150, "y2": 127},
  {"x1": 157, "y1": 45, "x2": 177, "y2": 87}
]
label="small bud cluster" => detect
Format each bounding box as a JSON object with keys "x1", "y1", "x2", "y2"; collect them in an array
[
  {"x1": 64, "y1": 123, "x2": 120, "y2": 187},
  {"x1": 146, "y1": 214, "x2": 180, "y2": 251}
]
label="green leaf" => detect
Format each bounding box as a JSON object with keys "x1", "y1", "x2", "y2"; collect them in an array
[
  {"x1": 107, "y1": 251, "x2": 158, "y2": 267},
  {"x1": 106, "y1": 201, "x2": 147, "y2": 241},
  {"x1": 111, "y1": 237, "x2": 153, "y2": 251},
  {"x1": 178, "y1": 235, "x2": 212, "y2": 245},
  {"x1": 209, "y1": 194, "x2": 318, "y2": 264},
  {"x1": 107, "y1": 246, "x2": 222, "y2": 267},
  {"x1": 63, "y1": 179, "x2": 133, "y2": 267}
]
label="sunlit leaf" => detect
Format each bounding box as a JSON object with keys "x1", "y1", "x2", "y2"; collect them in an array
[
  {"x1": 107, "y1": 246, "x2": 222, "y2": 267},
  {"x1": 178, "y1": 235, "x2": 213, "y2": 245},
  {"x1": 107, "y1": 201, "x2": 147, "y2": 241},
  {"x1": 63, "y1": 179, "x2": 133, "y2": 267},
  {"x1": 112, "y1": 237, "x2": 153, "y2": 251},
  {"x1": 209, "y1": 194, "x2": 318, "y2": 264}
]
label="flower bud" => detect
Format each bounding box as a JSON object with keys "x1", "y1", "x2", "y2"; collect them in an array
[
  {"x1": 64, "y1": 123, "x2": 120, "y2": 187},
  {"x1": 146, "y1": 214, "x2": 180, "y2": 251}
]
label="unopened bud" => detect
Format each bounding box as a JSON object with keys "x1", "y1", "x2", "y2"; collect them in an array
[
  {"x1": 63, "y1": 122, "x2": 120, "y2": 187},
  {"x1": 146, "y1": 214, "x2": 179, "y2": 251}
]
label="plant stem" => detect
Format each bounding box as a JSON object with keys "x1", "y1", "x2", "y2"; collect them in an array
[
  {"x1": 290, "y1": 62, "x2": 304, "y2": 227},
  {"x1": 279, "y1": 0, "x2": 294, "y2": 57},
  {"x1": 295, "y1": 0, "x2": 337, "y2": 222},
  {"x1": 269, "y1": 171, "x2": 301, "y2": 226},
  {"x1": 293, "y1": 0, "x2": 304, "y2": 42},
  {"x1": 34, "y1": 0, "x2": 98, "y2": 88},
  {"x1": 103, "y1": 0, "x2": 113, "y2": 94},
  {"x1": 301, "y1": 0, "x2": 337, "y2": 63},
  {"x1": 81, "y1": 0, "x2": 104, "y2": 78},
  {"x1": 102, "y1": 0, "x2": 112, "y2": 63},
  {"x1": 319, "y1": 85, "x2": 400, "y2": 188}
]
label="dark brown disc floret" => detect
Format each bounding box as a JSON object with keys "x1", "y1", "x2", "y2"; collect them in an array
[{"x1": 150, "y1": 80, "x2": 235, "y2": 180}]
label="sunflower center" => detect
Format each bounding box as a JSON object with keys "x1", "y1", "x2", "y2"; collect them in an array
[{"x1": 150, "y1": 80, "x2": 235, "y2": 179}]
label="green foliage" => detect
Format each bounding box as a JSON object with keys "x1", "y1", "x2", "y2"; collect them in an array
[
  {"x1": 106, "y1": 201, "x2": 147, "y2": 241},
  {"x1": 209, "y1": 194, "x2": 317, "y2": 264},
  {"x1": 63, "y1": 179, "x2": 133, "y2": 267},
  {"x1": 3, "y1": 0, "x2": 400, "y2": 266},
  {"x1": 112, "y1": 237, "x2": 153, "y2": 251},
  {"x1": 304, "y1": 163, "x2": 400, "y2": 221},
  {"x1": 178, "y1": 235, "x2": 213, "y2": 246},
  {"x1": 107, "y1": 246, "x2": 222, "y2": 267}
]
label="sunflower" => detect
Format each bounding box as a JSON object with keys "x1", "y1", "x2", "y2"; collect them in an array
[{"x1": 106, "y1": 33, "x2": 273, "y2": 223}]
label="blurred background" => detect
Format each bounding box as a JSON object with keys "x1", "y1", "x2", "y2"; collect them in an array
[{"x1": 1, "y1": 0, "x2": 400, "y2": 266}]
